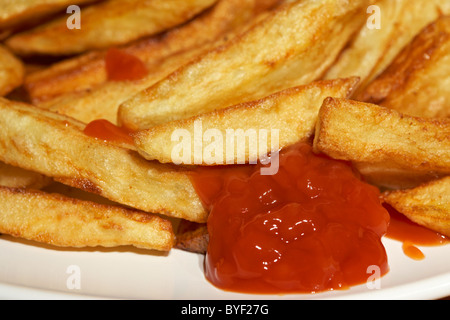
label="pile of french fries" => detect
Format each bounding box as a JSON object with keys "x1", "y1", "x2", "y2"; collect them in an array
[{"x1": 0, "y1": 0, "x2": 449, "y2": 258}]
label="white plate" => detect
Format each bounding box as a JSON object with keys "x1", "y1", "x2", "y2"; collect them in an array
[{"x1": 0, "y1": 234, "x2": 449, "y2": 300}]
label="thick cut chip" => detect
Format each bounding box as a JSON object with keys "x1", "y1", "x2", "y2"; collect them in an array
[
  {"x1": 133, "y1": 78, "x2": 359, "y2": 165},
  {"x1": 313, "y1": 98, "x2": 450, "y2": 189},
  {"x1": 383, "y1": 176, "x2": 450, "y2": 238},
  {"x1": 0, "y1": 161, "x2": 52, "y2": 189},
  {"x1": 24, "y1": 0, "x2": 284, "y2": 105},
  {"x1": 6, "y1": 0, "x2": 218, "y2": 56},
  {"x1": 118, "y1": 0, "x2": 369, "y2": 131},
  {"x1": 0, "y1": 44, "x2": 24, "y2": 96},
  {"x1": 28, "y1": 0, "x2": 283, "y2": 124},
  {"x1": 0, "y1": 0, "x2": 98, "y2": 30},
  {"x1": 0, "y1": 186, "x2": 174, "y2": 251},
  {"x1": 358, "y1": 16, "x2": 450, "y2": 118},
  {"x1": 324, "y1": 0, "x2": 450, "y2": 95},
  {"x1": 0, "y1": 98, "x2": 206, "y2": 222}
]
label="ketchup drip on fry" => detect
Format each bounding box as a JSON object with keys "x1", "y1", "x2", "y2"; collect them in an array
[
  {"x1": 385, "y1": 205, "x2": 449, "y2": 260},
  {"x1": 190, "y1": 142, "x2": 390, "y2": 294},
  {"x1": 105, "y1": 48, "x2": 148, "y2": 81},
  {"x1": 83, "y1": 119, "x2": 134, "y2": 145}
]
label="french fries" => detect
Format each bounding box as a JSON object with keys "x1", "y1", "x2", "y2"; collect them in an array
[
  {"x1": 324, "y1": 0, "x2": 450, "y2": 94},
  {"x1": 0, "y1": 186, "x2": 174, "y2": 251},
  {"x1": 5, "y1": 0, "x2": 218, "y2": 56},
  {"x1": 118, "y1": 0, "x2": 369, "y2": 131},
  {"x1": 313, "y1": 98, "x2": 450, "y2": 188},
  {"x1": 0, "y1": 161, "x2": 52, "y2": 189},
  {"x1": 0, "y1": 97, "x2": 206, "y2": 223},
  {"x1": 23, "y1": 0, "x2": 284, "y2": 106},
  {"x1": 27, "y1": 0, "x2": 283, "y2": 125},
  {"x1": 37, "y1": 47, "x2": 207, "y2": 124},
  {"x1": 133, "y1": 77, "x2": 359, "y2": 165},
  {"x1": 358, "y1": 16, "x2": 450, "y2": 118},
  {"x1": 0, "y1": 44, "x2": 24, "y2": 96},
  {"x1": 383, "y1": 176, "x2": 450, "y2": 238}
]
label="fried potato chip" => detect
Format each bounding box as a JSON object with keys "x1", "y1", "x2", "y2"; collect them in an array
[
  {"x1": 133, "y1": 77, "x2": 359, "y2": 165},
  {"x1": 0, "y1": 98, "x2": 206, "y2": 222},
  {"x1": 0, "y1": 0, "x2": 98, "y2": 30},
  {"x1": 358, "y1": 16, "x2": 450, "y2": 118},
  {"x1": 383, "y1": 176, "x2": 450, "y2": 238},
  {"x1": 0, "y1": 186, "x2": 174, "y2": 251},
  {"x1": 324, "y1": 0, "x2": 450, "y2": 94},
  {"x1": 0, "y1": 161, "x2": 52, "y2": 189},
  {"x1": 313, "y1": 98, "x2": 450, "y2": 188},
  {"x1": 0, "y1": 44, "x2": 24, "y2": 96},
  {"x1": 24, "y1": 0, "x2": 284, "y2": 105},
  {"x1": 118, "y1": 0, "x2": 370, "y2": 131},
  {"x1": 6, "y1": 0, "x2": 218, "y2": 56},
  {"x1": 29, "y1": 0, "x2": 283, "y2": 125},
  {"x1": 39, "y1": 45, "x2": 210, "y2": 124}
]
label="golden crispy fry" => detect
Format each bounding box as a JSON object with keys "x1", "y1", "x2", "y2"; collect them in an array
[
  {"x1": 0, "y1": 44, "x2": 24, "y2": 96},
  {"x1": 0, "y1": 98, "x2": 206, "y2": 222},
  {"x1": 29, "y1": 0, "x2": 283, "y2": 125},
  {"x1": 0, "y1": 186, "x2": 174, "y2": 251},
  {"x1": 324, "y1": 0, "x2": 450, "y2": 94},
  {"x1": 6, "y1": 0, "x2": 218, "y2": 56},
  {"x1": 358, "y1": 16, "x2": 450, "y2": 118},
  {"x1": 0, "y1": 0, "x2": 98, "y2": 30},
  {"x1": 118, "y1": 0, "x2": 370, "y2": 131},
  {"x1": 133, "y1": 77, "x2": 359, "y2": 165},
  {"x1": 0, "y1": 161, "x2": 52, "y2": 189},
  {"x1": 24, "y1": 0, "x2": 284, "y2": 105},
  {"x1": 383, "y1": 176, "x2": 450, "y2": 238},
  {"x1": 313, "y1": 98, "x2": 450, "y2": 188}
]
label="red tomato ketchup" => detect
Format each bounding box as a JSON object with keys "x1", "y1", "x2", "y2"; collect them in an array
[
  {"x1": 190, "y1": 143, "x2": 390, "y2": 294},
  {"x1": 105, "y1": 48, "x2": 148, "y2": 81},
  {"x1": 83, "y1": 119, "x2": 134, "y2": 145}
]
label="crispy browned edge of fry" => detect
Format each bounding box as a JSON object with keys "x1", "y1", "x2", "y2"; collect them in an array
[
  {"x1": 23, "y1": 0, "x2": 285, "y2": 105},
  {"x1": 175, "y1": 220, "x2": 208, "y2": 254},
  {"x1": 382, "y1": 176, "x2": 450, "y2": 238},
  {"x1": 313, "y1": 97, "x2": 450, "y2": 172},
  {"x1": 0, "y1": 185, "x2": 175, "y2": 251},
  {"x1": 357, "y1": 15, "x2": 450, "y2": 104}
]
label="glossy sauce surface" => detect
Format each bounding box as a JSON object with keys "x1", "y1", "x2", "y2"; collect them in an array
[
  {"x1": 83, "y1": 119, "x2": 134, "y2": 145},
  {"x1": 190, "y1": 143, "x2": 390, "y2": 294},
  {"x1": 105, "y1": 48, "x2": 148, "y2": 81}
]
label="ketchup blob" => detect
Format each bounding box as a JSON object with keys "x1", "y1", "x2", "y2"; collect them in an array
[
  {"x1": 83, "y1": 119, "x2": 134, "y2": 145},
  {"x1": 105, "y1": 48, "x2": 148, "y2": 81},
  {"x1": 190, "y1": 142, "x2": 390, "y2": 294}
]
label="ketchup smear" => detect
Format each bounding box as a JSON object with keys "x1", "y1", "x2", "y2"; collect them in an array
[
  {"x1": 105, "y1": 48, "x2": 148, "y2": 81},
  {"x1": 83, "y1": 119, "x2": 134, "y2": 145},
  {"x1": 385, "y1": 205, "x2": 449, "y2": 261},
  {"x1": 190, "y1": 142, "x2": 390, "y2": 294}
]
